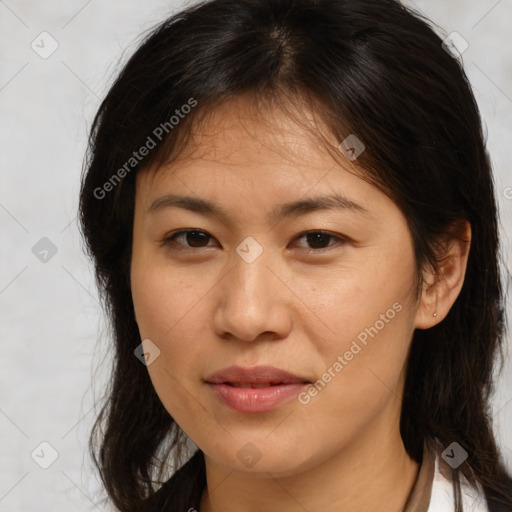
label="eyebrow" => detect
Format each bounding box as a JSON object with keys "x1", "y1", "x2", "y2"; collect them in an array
[{"x1": 147, "y1": 193, "x2": 371, "y2": 220}]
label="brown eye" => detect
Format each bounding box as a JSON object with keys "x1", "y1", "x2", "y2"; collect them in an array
[
  {"x1": 161, "y1": 229, "x2": 345, "y2": 253},
  {"x1": 293, "y1": 231, "x2": 344, "y2": 251},
  {"x1": 163, "y1": 229, "x2": 218, "y2": 249}
]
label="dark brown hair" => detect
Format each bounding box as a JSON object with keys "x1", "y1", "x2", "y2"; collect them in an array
[{"x1": 78, "y1": 0, "x2": 512, "y2": 510}]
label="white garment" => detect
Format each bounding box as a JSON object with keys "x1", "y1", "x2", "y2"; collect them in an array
[{"x1": 427, "y1": 451, "x2": 489, "y2": 511}]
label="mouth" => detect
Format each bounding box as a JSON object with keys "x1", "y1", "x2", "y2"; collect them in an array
[
  {"x1": 204, "y1": 365, "x2": 311, "y2": 387},
  {"x1": 204, "y1": 365, "x2": 311, "y2": 413}
]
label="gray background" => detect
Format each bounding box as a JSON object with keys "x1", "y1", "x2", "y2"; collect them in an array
[{"x1": 0, "y1": 1, "x2": 511, "y2": 510}]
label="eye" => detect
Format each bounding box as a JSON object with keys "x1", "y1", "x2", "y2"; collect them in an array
[
  {"x1": 291, "y1": 230, "x2": 345, "y2": 252},
  {"x1": 161, "y1": 229, "x2": 346, "y2": 253},
  {"x1": 161, "y1": 229, "x2": 219, "y2": 250}
]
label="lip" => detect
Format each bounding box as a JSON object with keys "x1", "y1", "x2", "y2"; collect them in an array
[
  {"x1": 205, "y1": 365, "x2": 310, "y2": 385},
  {"x1": 204, "y1": 365, "x2": 311, "y2": 413}
]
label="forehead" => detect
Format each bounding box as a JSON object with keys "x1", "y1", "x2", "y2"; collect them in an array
[
  {"x1": 137, "y1": 93, "x2": 363, "y2": 195},
  {"x1": 132, "y1": 95, "x2": 409, "y2": 245}
]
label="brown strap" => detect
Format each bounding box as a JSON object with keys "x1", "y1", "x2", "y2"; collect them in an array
[{"x1": 403, "y1": 443, "x2": 436, "y2": 512}]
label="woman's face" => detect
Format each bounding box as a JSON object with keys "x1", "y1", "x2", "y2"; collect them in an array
[{"x1": 131, "y1": 95, "x2": 423, "y2": 476}]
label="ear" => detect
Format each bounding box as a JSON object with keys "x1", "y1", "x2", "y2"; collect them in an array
[{"x1": 414, "y1": 220, "x2": 471, "y2": 330}]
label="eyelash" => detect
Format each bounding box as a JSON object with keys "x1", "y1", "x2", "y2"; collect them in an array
[{"x1": 160, "y1": 229, "x2": 347, "y2": 254}]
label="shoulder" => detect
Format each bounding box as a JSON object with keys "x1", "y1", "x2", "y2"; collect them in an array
[{"x1": 427, "y1": 450, "x2": 489, "y2": 512}]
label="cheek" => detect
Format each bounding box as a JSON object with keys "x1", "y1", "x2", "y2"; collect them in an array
[
  {"x1": 130, "y1": 265, "x2": 213, "y2": 422},
  {"x1": 130, "y1": 262, "x2": 218, "y2": 402},
  {"x1": 297, "y1": 297, "x2": 413, "y2": 446},
  {"x1": 294, "y1": 247, "x2": 416, "y2": 347},
  {"x1": 131, "y1": 261, "x2": 206, "y2": 339},
  {"x1": 294, "y1": 245, "x2": 417, "y2": 406}
]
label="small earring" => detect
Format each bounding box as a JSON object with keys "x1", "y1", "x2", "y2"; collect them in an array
[{"x1": 433, "y1": 312, "x2": 437, "y2": 318}]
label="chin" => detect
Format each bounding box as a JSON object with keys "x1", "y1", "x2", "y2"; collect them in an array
[{"x1": 203, "y1": 438, "x2": 316, "y2": 478}]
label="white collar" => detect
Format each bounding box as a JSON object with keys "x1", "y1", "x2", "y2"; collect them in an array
[{"x1": 427, "y1": 450, "x2": 489, "y2": 512}]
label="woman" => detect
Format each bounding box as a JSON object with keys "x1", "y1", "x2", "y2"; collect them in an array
[{"x1": 78, "y1": 0, "x2": 512, "y2": 510}]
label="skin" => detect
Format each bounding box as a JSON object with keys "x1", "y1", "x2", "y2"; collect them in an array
[{"x1": 130, "y1": 94, "x2": 471, "y2": 512}]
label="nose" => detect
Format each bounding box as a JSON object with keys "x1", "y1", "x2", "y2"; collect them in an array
[{"x1": 212, "y1": 246, "x2": 293, "y2": 343}]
